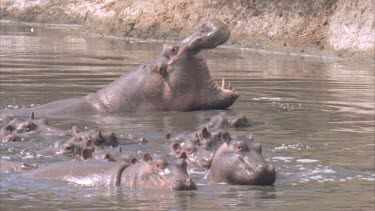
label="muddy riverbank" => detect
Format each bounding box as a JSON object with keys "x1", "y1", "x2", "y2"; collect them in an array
[{"x1": 1, "y1": 0, "x2": 374, "y2": 63}]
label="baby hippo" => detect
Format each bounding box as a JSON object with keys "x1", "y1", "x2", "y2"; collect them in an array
[
  {"x1": 205, "y1": 132, "x2": 276, "y2": 186},
  {"x1": 170, "y1": 138, "x2": 213, "y2": 170},
  {"x1": 119, "y1": 153, "x2": 197, "y2": 191},
  {"x1": 22, "y1": 153, "x2": 196, "y2": 191}
]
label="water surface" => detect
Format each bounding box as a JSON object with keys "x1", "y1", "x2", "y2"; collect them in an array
[{"x1": 0, "y1": 20, "x2": 374, "y2": 210}]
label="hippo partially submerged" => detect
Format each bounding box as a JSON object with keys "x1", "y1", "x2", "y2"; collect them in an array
[
  {"x1": 22, "y1": 153, "x2": 196, "y2": 191},
  {"x1": 1, "y1": 19, "x2": 238, "y2": 116},
  {"x1": 205, "y1": 132, "x2": 276, "y2": 185},
  {"x1": 1, "y1": 112, "x2": 68, "y2": 142}
]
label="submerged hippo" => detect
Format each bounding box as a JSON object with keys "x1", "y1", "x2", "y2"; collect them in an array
[
  {"x1": 199, "y1": 112, "x2": 264, "y2": 131},
  {"x1": 1, "y1": 112, "x2": 68, "y2": 142},
  {"x1": 0, "y1": 159, "x2": 39, "y2": 173},
  {"x1": 22, "y1": 153, "x2": 196, "y2": 191},
  {"x1": 1, "y1": 19, "x2": 238, "y2": 116},
  {"x1": 205, "y1": 132, "x2": 276, "y2": 186}
]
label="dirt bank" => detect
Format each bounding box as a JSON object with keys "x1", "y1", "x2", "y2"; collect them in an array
[{"x1": 1, "y1": 0, "x2": 374, "y2": 63}]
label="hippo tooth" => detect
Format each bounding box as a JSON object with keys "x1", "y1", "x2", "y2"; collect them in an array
[
  {"x1": 227, "y1": 81, "x2": 231, "y2": 90},
  {"x1": 221, "y1": 78, "x2": 225, "y2": 89}
]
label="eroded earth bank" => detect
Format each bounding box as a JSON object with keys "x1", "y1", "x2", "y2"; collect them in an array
[{"x1": 1, "y1": 0, "x2": 374, "y2": 63}]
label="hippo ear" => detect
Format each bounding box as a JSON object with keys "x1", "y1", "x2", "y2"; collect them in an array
[
  {"x1": 104, "y1": 153, "x2": 111, "y2": 161},
  {"x1": 201, "y1": 127, "x2": 209, "y2": 138},
  {"x1": 197, "y1": 127, "x2": 210, "y2": 146},
  {"x1": 165, "y1": 133, "x2": 172, "y2": 141},
  {"x1": 98, "y1": 130, "x2": 103, "y2": 139},
  {"x1": 177, "y1": 151, "x2": 187, "y2": 160},
  {"x1": 29, "y1": 112, "x2": 35, "y2": 120},
  {"x1": 70, "y1": 126, "x2": 79, "y2": 136},
  {"x1": 172, "y1": 142, "x2": 181, "y2": 152},
  {"x1": 130, "y1": 157, "x2": 138, "y2": 164},
  {"x1": 86, "y1": 139, "x2": 94, "y2": 147},
  {"x1": 155, "y1": 62, "x2": 168, "y2": 77},
  {"x1": 214, "y1": 131, "x2": 223, "y2": 141},
  {"x1": 221, "y1": 132, "x2": 232, "y2": 144},
  {"x1": 248, "y1": 133, "x2": 254, "y2": 142},
  {"x1": 109, "y1": 132, "x2": 117, "y2": 140},
  {"x1": 143, "y1": 153, "x2": 153, "y2": 163}
]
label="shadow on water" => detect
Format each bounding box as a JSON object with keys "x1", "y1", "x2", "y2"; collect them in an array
[{"x1": 0, "y1": 20, "x2": 374, "y2": 210}]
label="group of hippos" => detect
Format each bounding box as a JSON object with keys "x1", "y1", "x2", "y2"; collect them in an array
[{"x1": 0, "y1": 19, "x2": 276, "y2": 191}]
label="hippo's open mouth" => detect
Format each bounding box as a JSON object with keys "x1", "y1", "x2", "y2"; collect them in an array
[{"x1": 163, "y1": 19, "x2": 239, "y2": 111}]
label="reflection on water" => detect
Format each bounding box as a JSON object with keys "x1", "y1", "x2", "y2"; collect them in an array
[{"x1": 0, "y1": 20, "x2": 374, "y2": 210}]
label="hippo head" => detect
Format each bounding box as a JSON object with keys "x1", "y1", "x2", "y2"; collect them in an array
[
  {"x1": 197, "y1": 127, "x2": 223, "y2": 151},
  {"x1": 131, "y1": 153, "x2": 197, "y2": 191},
  {"x1": 1, "y1": 119, "x2": 38, "y2": 134},
  {"x1": 146, "y1": 19, "x2": 238, "y2": 111},
  {"x1": 172, "y1": 139, "x2": 214, "y2": 169},
  {"x1": 205, "y1": 132, "x2": 276, "y2": 185}
]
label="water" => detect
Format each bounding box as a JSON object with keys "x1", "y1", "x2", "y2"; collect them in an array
[{"x1": 0, "y1": 20, "x2": 374, "y2": 210}]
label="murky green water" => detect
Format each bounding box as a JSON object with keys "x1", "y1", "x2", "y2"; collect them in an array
[{"x1": 0, "y1": 20, "x2": 374, "y2": 210}]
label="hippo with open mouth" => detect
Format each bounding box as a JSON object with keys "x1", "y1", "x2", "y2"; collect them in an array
[{"x1": 1, "y1": 19, "x2": 238, "y2": 116}]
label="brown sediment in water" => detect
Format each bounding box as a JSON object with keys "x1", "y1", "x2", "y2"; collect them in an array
[{"x1": 1, "y1": 0, "x2": 373, "y2": 64}]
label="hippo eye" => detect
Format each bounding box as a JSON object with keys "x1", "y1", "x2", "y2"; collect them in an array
[
  {"x1": 64, "y1": 146, "x2": 72, "y2": 153},
  {"x1": 24, "y1": 122, "x2": 36, "y2": 132},
  {"x1": 235, "y1": 145, "x2": 243, "y2": 153},
  {"x1": 171, "y1": 46, "x2": 179, "y2": 52},
  {"x1": 187, "y1": 146, "x2": 193, "y2": 154},
  {"x1": 4, "y1": 125, "x2": 14, "y2": 132},
  {"x1": 155, "y1": 161, "x2": 165, "y2": 171}
]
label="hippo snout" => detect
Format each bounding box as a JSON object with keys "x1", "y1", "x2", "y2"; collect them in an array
[
  {"x1": 172, "y1": 177, "x2": 197, "y2": 191},
  {"x1": 251, "y1": 164, "x2": 276, "y2": 186}
]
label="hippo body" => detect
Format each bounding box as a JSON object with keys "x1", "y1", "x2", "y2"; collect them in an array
[
  {"x1": 22, "y1": 160, "x2": 123, "y2": 186},
  {"x1": 1, "y1": 19, "x2": 238, "y2": 117},
  {"x1": 22, "y1": 153, "x2": 196, "y2": 190},
  {"x1": 205, "y1": 133, "x2": 276, "y2": 186}
]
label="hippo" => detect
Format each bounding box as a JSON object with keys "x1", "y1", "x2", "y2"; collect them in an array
[
  {"x1": 0, "y1": 159, "x2": 39, "y2": 173},
  {"x1": 199, "y1": 112, "x2": 264, "y2": 131},
  {"x1": 38, "y1": 129, "x2": 119, "y2": 159},
  {"x1": 0, "y1": 112, "x2": 69, "y2": 142},
  {"x1": 166, "y1": 128, "x2": 222, "y2": 170},
  {"x1": 69, "y1": 127, "x2": 119, "y2": 148},
  {"x1": 196, "y1": 127, "x2": 223, "y2": 151},
  {"x1": 1, "y1": 19, "x2": 238, "y2": 117},
  {"x1": 170, "y1": 139, "x2": 213, "y2": 170},
  {"x1": 205, "y1": 132, "x2": 276, "y2": 185},
  {"x1": 92, "y1": 146, "x2": 138, "y2": 163},
  {"x1": 23, "y1": 152, "x2": 196, "y2": 190}
]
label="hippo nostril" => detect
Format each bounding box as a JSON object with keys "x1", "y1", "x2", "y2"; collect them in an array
[{"x1": 185, "y1": 178, "x2": 197, "y2": 190}]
